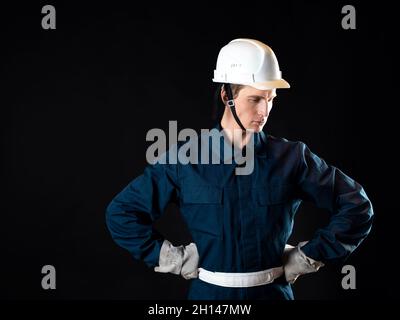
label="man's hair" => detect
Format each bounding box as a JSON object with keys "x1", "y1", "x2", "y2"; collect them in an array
[{"x1": 226, "y1": 84, "x2": 245, "y2": 99}]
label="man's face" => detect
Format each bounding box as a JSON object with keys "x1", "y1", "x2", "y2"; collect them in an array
[{"x1": 223, "y1": 85, "x2": 277, "y2": 133}]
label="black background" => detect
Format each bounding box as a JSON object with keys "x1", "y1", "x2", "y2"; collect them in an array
[{"x1": 1, "y1": 1, "x2": 397, "y2": 301}]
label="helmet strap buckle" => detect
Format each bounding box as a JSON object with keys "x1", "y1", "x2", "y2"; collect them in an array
[{"x1": 227, "y1": 99, "x2": 235, "y2": 107}]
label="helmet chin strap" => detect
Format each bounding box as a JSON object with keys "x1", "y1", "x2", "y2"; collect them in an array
[{"x1": 224, "y1": 84, "x2": 247, "y2": 132}]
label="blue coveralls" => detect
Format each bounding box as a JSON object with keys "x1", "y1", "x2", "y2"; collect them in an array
[{"x1": 106, "y1": 124, "x2": 374, "y2": 300}]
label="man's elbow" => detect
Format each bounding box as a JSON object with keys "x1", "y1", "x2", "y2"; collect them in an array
[
  {"x1": 358, "y1": 188, "x2": 374, "y2": 236},
  {"x1": 360, "y1": 187, "x2": 374, "y2": 219},
  {"x1": 105, "y1": 201, "x2": 119, "y2": 236}
]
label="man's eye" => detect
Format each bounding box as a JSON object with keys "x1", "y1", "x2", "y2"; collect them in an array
[{"x1": 249, "y1": 99, "x2": 258, "y2": 102}]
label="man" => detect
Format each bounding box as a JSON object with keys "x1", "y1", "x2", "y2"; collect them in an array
[{"x1": 106, "y1": 39, "x2": 374, "y2": 300}]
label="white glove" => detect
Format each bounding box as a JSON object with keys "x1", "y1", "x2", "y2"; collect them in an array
[
  {"x1": 283, "y1": 241, "x2": 324, "y2": 284},
  {"x1": 154, "y1": 240, "x2": 199, "y2": 280}
]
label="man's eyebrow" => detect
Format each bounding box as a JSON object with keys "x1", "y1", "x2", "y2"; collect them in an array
[{"x1": 247, "y1": 94, "x2": 277, "y2": 99}]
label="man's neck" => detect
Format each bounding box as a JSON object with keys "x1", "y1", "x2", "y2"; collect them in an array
[{"x1": 220, "y1": 114, "x2": 252, "y2": 149}]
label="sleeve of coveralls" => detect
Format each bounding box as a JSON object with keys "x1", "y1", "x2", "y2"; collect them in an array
[
  {"x1": 105, "y1": 160, "x2": 179, "y2": 268},
  {"x1": 295, "y1": 142, "x2": 374, "y2": 264}
]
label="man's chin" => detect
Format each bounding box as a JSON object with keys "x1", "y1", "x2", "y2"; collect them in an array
[{"x1": 248, "y1": 123, "x2": 264, "y2": 133}]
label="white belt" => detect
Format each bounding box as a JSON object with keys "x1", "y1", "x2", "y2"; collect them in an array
[{"x1": 198, "y1": 267, "x2": 284, "y2": 288}]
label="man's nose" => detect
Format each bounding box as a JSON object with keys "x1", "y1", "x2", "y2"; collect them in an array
[{"x1": 257, "y1": 104, "x2": 268, "y2": 117}]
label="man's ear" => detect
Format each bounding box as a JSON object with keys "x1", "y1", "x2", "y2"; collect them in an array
[{"x1": 220, "y1": 86, "x2": 228, "y2": 105}]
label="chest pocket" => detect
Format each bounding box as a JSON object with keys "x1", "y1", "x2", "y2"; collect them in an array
[
  {"x1": 180, "y1": 185, "x2": 223, "y2": 237},
  {"x1": 253, "y1": 184, "x2": 295, "y2": 234}
]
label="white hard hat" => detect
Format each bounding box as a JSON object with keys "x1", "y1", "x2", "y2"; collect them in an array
[{"x1": 212, "y1": 38, "x2": 290, "y2": 90}]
